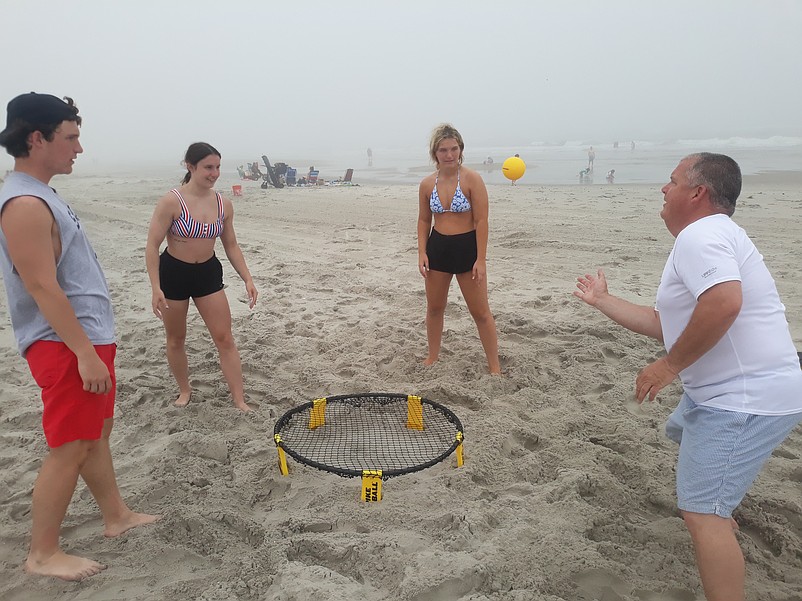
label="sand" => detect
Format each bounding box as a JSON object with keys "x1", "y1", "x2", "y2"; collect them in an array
[{"x1": 0, "y1": 172, "x2": 801, "y2": 601}]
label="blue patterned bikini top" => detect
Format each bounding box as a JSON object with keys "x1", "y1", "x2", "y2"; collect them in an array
[{"x1": 430, "y1": 168, "x2": 471, "y2": 214}]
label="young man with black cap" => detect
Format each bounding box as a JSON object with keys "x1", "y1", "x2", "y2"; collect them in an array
[{"x1": 0, "y1": 93, "x2": 159, "y2": 581}]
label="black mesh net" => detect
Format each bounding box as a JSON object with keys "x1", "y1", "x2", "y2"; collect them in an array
[{"x1": 274, "y1": 393, "x2": 463, "y2": 478}]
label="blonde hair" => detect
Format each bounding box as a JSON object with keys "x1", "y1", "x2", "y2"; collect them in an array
[{"x1": 429, "y1": 123, "x2": 464, "y2": 165}]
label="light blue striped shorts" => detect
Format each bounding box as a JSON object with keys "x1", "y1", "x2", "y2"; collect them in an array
[{"x1": 665, "y1": 393, "x2": 802, "y2": 518}]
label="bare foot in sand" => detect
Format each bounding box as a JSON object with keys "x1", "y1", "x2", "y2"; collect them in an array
[
  {"x1": 233, "y1": 400, "x2": 252, "y2": 413},
  {"x1": 25, "y1": 550, "x2": 107, "y2": 581},
  {"x1": 174, "y1": 391, "x2": 191, "y2": 407},
  {"x1": 423, "y1": 356, "x2": 438, "y2": 367},
  {"x1": 104, "y1": 511, "x2": 161, "y2": 538}
]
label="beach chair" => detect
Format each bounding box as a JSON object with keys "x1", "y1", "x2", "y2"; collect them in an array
[
  {"x1": 344, "y1": 168, "x2": 354, "y2": 183},
  {"x1": 286, "y1": 168, "x2": 297, "y2": 186},
  {"x1": 260, "y1": 155, "x2": 284, "y2": 189},
  {"x1": 308, "y1": 169, "x2": 320, "y2": 185},
  {"x1": 273, "y1": 162, "x2": 288, "y2": 177}
]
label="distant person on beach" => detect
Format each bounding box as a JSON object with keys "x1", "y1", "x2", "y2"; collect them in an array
[
  {"x1": 579, "y1": 167, "x2": 592, "y2": 183},
  {"x1": 587, "y1": 146, "x2": 595, "y2": 170},
  {"x1": 0, "y1": 92, "x2": 159, "y2": 581},
  {"x1": 606, "y1": 169, "x2": 615, "y2": 183},
  {"x1": 146, "y1": 142, "x2": 258, "y2": 412},
  {"x1": 417, "y1": 123, "x2": 500, "y2": 374},
  {"x1": 574, "y1": 153, "x2": 802, "y2": 601},
  {"x1": 367, "y1": 147, "x2": 373, "y2": 167},
  {"x1": 631, "y1": 140, "x2": 635, "y2": 151}
]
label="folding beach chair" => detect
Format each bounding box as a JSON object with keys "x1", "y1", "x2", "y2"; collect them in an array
[{"x1": 260, "y1": 155, "x2": 284, "y2": 189}]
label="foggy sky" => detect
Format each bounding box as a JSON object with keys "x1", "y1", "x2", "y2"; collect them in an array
[{"x1": 2, "y1": 0, "x2": 801, "y2": 168}]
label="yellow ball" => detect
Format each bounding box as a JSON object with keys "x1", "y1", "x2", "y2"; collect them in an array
[{"x1": 502, "y1": 156, "x2": 526, "y2": 181}]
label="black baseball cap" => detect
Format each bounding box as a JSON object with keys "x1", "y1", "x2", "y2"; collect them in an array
[{"x1": 0, "y1": 93, "x2": 78, "y2": 145}]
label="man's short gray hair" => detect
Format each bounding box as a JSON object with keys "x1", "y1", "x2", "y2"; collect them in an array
[{"x1": 683, "y1": 153, "x2": 742, "y2": 216}]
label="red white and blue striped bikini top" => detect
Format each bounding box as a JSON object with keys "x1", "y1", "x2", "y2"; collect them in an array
[{"x1": 169, "y1": 188, "x2": 224, "y2": 239}]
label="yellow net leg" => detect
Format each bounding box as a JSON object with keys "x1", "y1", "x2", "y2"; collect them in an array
[
  {"x1": 455, "y1": 431, "x2": 464, "y2": 467},
  {"x1": 361, "y1": 470, "x2": 383, "y2": 502},
  {"x1": 277, "y1": 447, "x2": 289, "y2": 476},
  {"x1": 309, "y1": 397, "x2": 327, "y2": 430},
  {"x1": 406, "y1": 395, "x2": 424, "y2": 430},
  {"x1": 274, "y1": 434, "x2": 289, "y2": 475}
]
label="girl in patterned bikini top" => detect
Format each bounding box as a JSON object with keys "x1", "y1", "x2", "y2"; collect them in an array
[
  {"x1": 416, "y1": 123, "x2": 501, "y2": 376},
  {"x1": 429, "y1": 167, "x2": 472, "y2": 213},
  {"x1": 169, "y1": 188, "x2": 224, "y2": 239}
]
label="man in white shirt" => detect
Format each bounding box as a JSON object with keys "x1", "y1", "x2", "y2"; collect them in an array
[{"x1": 574, "y1": 153, "x2": 802, "y2": 601}]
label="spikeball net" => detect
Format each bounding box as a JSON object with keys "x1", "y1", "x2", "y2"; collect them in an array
[{"x1": 273, "y1": 393, "x2": 464, "y2": 501}]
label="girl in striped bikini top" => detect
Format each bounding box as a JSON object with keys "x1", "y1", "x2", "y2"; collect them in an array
[{"x1": 168, "y1": 188, "x2": 224, "y2": 239}]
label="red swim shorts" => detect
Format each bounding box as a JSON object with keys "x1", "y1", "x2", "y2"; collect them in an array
[{"x1": 25, "y1": 341, "x2": 117, "y2": 448}]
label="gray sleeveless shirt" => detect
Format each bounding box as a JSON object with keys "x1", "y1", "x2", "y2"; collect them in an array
[{"x1": 0, "y1": 172, "x2": 115, "y2": 355}]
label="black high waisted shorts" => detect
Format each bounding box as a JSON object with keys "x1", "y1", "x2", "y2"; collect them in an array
[
  {"x1": 159, "y1": 250, "x2": 224, "y2": 300},
  {"x1": 426, "y1": 229, "x2": 478, "y2": 274}
]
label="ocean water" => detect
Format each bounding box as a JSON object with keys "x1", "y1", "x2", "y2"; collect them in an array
[
  {"x1": 309, "y1": 136, "x2": 802, "y2": 186},
  {"x1": 30, "y1": 136, "x2": 801, "y2": 187}
]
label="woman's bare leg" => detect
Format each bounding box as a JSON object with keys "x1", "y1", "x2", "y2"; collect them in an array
[
  {"x1": 456, "y1": 272, "x2": 501, "y2": 374},
  {"x1": 423, "y1": 271, "x2": 453, "y2": 365},
  {"x1": 161, "y1": 299, "x2": 191, "y2": 406},
  {"x1": 194, "y1": 290, "x2": 250, "y2": 411}
]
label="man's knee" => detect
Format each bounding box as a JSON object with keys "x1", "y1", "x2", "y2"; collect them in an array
[
  {"x1": 50, "y1": 438, "x2": 98, "y2": 467},
  {"x1": 681, "y1": 510, "x2": 731, "y2": 536}
]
